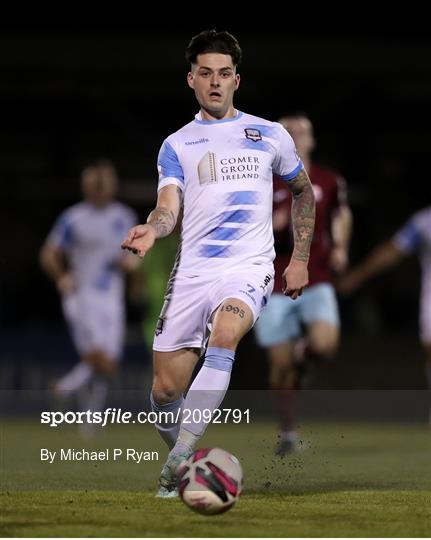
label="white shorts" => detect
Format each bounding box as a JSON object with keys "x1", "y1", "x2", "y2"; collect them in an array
[
  {"x1": 62, "y1": 289, "x2": 125, "y2": 361},
  {"x1": 153, "y1": 267, "x2": 274, "y2": 352}
]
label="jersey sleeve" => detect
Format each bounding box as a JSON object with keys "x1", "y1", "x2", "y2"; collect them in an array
[
  {"x1": 157, "y1": 138, "x2": 185, "y2": 192},
  {"x1": 46, "y1": 211, "x2": 75, "y2": 251},
  {"x1": 392, "y1": 214, "x2": 424, "y2": 254},
  {"x1": 273, "y1": 124, "x2": 304, "y2": 181}
]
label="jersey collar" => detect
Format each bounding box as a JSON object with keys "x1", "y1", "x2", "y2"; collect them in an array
[{"x1": 194, "y1": 110, "x2": 243, "y2": 125}]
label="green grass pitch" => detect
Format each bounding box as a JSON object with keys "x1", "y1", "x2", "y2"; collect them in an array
[{"x1": 1, "y1": 420, "x2": 430, "y2": 537}]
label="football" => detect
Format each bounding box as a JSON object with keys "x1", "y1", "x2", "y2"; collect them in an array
[{"x1": 177, "y1": 448, "x2": 243, "y2": 515}]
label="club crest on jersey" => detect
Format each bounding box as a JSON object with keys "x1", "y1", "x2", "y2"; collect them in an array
[{"x1": 244, "y1": 128, "x2": 262, "y2": 142}]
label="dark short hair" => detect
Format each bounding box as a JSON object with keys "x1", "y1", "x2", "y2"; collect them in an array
[{"x1": 185, "y1": 29, "x2": 242, "y2": 67}]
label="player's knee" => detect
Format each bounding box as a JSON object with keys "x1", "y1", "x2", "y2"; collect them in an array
[
  {"x1": 269, "y1": 363, "x2": 295, "y2": 389},
  {"x1": 268, "y1": 353, "x2": 294, "y2": 370},
  {"x1": 85, "y1": 351, "x2": 117, "y2": 377},
  {"x1": 308, "y1": 324, "x2": 339, "y2": 359},
  {"x1": 151, "y1": 382, "x2": 182, "y2": 406},
  {"x1": 99, "y1": 361, "x2": 117, "y2": 377},
  {"x1": 210, "y1": 327, "x2": 239, "y2": 350},
  {"x1": 310, "y1": 339, "x2": 338, "y2": 359}
]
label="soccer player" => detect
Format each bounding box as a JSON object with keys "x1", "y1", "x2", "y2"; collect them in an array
[
  {"x1": 40, "y1": 160, "x2": 138, "y2": 420},
  {"x1": 338, "y1": 208, "x2": 431, "y2": 416},
  {"x1": 254, "y1": 114, "x2": 352, "y2": 455},
  {"x1": 121, "y1": 30, "x2": 315, "y2": 496}
]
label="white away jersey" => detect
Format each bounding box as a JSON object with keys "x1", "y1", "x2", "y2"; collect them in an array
[
  {"x1": 157, "y1": 110, "x2": 303, "y2": 275},
  {"x1": 47, "y1": 202, "x2": 137, "y2": 296},
  {"x1": 393, "y1": 207, "x2": 431, "y2": 296}
]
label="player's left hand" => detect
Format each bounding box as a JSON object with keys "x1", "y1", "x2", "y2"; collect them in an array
[
  {"x1": 282, "y1": 259, "x2": 309, "y2": 299},
  {"x1": 121, "y1": 224, "x2": 156, "y2": 258}
]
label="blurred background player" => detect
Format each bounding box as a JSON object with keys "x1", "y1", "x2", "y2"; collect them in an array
[
  {"x1": 254, "y1": 113, "x2": 352, "y2": 455},
  {"x1": 40, "y1": 159, "x2": 139, "y2": 420},
  {"x1": 339, "y1": 207, "x2": 431, "y2": 421}
]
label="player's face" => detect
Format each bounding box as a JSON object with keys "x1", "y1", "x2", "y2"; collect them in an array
[
  {"x1": 187, "y1": 53, "x2": 240, "y2": 120},
  {"x1": 279, "y1": 117, "x2": 315, "y2": 158},
  {"x1": 81, "y1": 165, "x2": 118, "y2": 206}
]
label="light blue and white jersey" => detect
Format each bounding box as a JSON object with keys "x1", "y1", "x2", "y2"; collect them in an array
[
  {"x1": 393, "y1": 207, "x2": 431, "y2": 295},
  {"x1": 157, "y1": 110, "x2": 303, "y2": 275},
  {"x1": 47, "y1": 202, "x2": 137, "y2": 296}
]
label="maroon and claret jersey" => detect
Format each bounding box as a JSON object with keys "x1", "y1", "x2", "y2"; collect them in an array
[{"x1": 272, "y1": 163, "x2": 348, "y2": 293}]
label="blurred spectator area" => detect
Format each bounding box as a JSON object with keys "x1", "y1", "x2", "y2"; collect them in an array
[{"x1": 1, "y1": 30, "x2": 430, "y2": 389}]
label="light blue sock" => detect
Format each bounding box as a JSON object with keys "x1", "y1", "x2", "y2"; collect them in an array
[
  {"x1": 171, "y1": 347, "x2": 235, "y2": 455},
  {"x1": 150, "y1": 392, "x2": 184, "y2": 450}
]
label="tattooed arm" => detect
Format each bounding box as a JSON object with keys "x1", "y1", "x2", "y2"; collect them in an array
[
  {"x1": 282, "y1": 168, "x2": 315, "y2": 298},
  {"x1": 147, "y1": 185, "x2": 182, "y2": 238},
  {"x1": 289, "y1": 168, "x2": 315, "y2": 262},
  {"x1": 121, "y1": 185, "x2": 182, "y2": 258}
]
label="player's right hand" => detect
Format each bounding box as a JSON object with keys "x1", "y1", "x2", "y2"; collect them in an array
[
  {"x1": 121, "y1": 224, "x2": 156, "y2": 258},
  {"x1": 282, "y1": 259, "x2": 309, "y2": 300}
]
